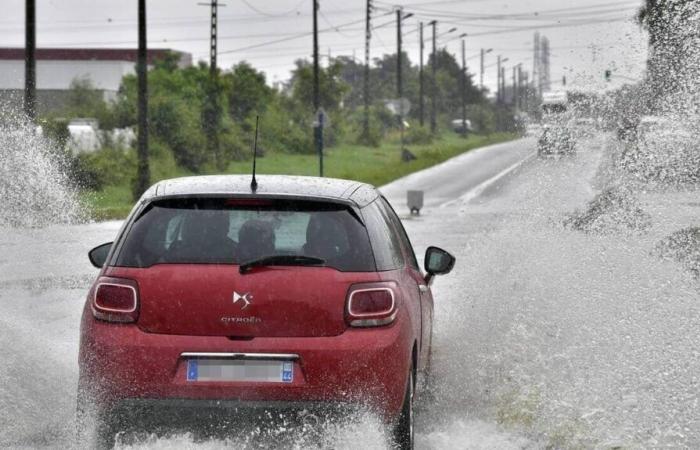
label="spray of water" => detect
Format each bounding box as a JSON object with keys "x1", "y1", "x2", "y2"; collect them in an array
[
  {"x1": 406, "y1": 135, "x2": 700, "y2": 448},
  {"x1": 0, "y1": 105, "x2": 84, "y2": 228}
]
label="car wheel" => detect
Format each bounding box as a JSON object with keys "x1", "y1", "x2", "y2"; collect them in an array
[
  {"x1": 393, "y1": 367, "x2": 415, "y2": 450},
  {"x1": 421, "y1": 333, "x2": 434, "y2": 392}
]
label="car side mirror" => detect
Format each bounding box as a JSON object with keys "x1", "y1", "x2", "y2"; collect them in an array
[
  {"x1": 424, "y1": 246, "x2": 455, "y2": 283},
  {"x1": 88, "y1": 242, "x2": 113, "y2": 268}
]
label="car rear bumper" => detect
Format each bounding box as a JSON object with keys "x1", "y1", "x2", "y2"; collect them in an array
[
  {"x1": 78, "y1": 308, "x2": 412, "y2": 421},
  {"x1": 110, "y1": 397, "x2": 361, "y2": 425}
]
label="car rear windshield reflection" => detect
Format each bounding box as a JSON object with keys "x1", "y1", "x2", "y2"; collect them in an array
[{"x1": 115, "y1": 198, "x2": 376, "y2": 271}]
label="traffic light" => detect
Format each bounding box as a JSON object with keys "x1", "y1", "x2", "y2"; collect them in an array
[{"x1": 605, "y1": 69, "x2": 612, "y2": 82}]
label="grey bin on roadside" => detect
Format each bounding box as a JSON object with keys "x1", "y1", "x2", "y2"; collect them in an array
[{"x1": 407, "y1": 190, "x2": 424, "y2": 215}]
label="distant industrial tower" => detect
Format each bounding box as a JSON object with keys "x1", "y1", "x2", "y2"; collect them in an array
[
  {"x1": 532, "y1": 31, "x2": 552, "y2": 95},
  {"x1": 541, "y1": 36, "x2": 551, "y2": 92},
  {"x1": 533, "y1": 32, "x2": 541, "y2": 95}
]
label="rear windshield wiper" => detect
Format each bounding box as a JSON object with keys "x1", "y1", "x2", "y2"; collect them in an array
[{"x1": 239, "y1": 255, "x2": 326, "y2": 274}]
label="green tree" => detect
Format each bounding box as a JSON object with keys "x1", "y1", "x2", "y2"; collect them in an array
[
  {"x1": 113, "y1": 63, "x2": 216, "y2": 171},
  {"x1": 336, "y1": 56, "x2": 364, "y2": 110},
  {"x1": 63, "y1": 76, "x2": 116, "y2": 129},
  {"x1": 223, "y1": 62, "x2": 272, "y2": 124},
  {"x1": 66, "y1": 77, "x2": 103, "y2": 112},
  {"x1": 289, "y1": 60, "x2": 349, "y2": 113},
  {"x1": 425, "y1": 49, "x2": 482, "y2": 122}
]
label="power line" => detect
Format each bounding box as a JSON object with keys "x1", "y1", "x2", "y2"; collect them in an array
[
  {"x1": 466, "y1": 16, "x2": 630, "y2": 37},
  {"x1": 35, "y1": 24, "x2": 388, "y2": 47},
  {"x1": 400, "y1": 1, "x2": 639, "y2": 21},
  {"x1": 0, "y1": 5, "x2": 369, "y2": 28},
  {"x1": 215, "y1": 9, "x2": 393, "y2": 56},
  {"x1": 218, "y1": 16, "x2": 377, "y2": 55},
  {"x1": 320, "y1": 9, "x2": 365, "y2": 38},
  {"x1": 240, "y1": 0, "x2": 305, "y2": 17},
  {"x1": 374, "y1": 0, "x2": 491, "y2": 8}
]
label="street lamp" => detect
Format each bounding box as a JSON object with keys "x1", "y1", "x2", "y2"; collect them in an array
[
  {"x1": 480, "y1": 48, "x2": 493, "y2": 89},
  {"x1": 439, "y1": 27, "x2": 457, "y2": 37},
  {"x1": 428, "y1": 24, "x2": 457, "y2": 133},
  {"x1": 430, "y1": 20, "x2": 438, "y2": 133},
  {"x1": 460, "y1": 34, "x2": 468, "y2": 138},
  {"x1": 497, "y1": 56, "x2": 509, "y2": 103},
  {"x1": 397, "y1": 9, "x2": 414, "y2": 160},
  {"x1": 445, "y1": 32, "x2": 466, "y2": 44}
]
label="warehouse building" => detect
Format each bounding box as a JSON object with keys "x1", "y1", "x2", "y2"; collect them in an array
[{"x1": 0, "y1": 48, "x2": 191, "y2": 114}]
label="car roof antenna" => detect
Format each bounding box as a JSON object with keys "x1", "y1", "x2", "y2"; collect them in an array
[{"x1": 251, "y1": 115, "x2": 259, "y2": 192}]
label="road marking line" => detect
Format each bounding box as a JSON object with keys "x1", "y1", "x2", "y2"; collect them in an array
[{"x1": 439, "y1": 152, "x2": 537, "y2": 208}]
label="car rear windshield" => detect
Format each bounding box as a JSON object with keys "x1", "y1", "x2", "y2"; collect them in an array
[{"x1": 114, "y1": 197, "x2": 376, "y2": 272}]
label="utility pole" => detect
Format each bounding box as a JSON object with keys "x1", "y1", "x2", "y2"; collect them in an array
[
  {"x1": 460, "y1": 37, "x2": 467, "y2": 137},
  {"x1": 497, "y1": 55, "x2": 502, "y2": 103},
  {"x1": 523, "y1": 71, "x2": 529, "y2": 112},
  {"x1": 533, "y1": 31, "x2": 540, "y2": 97},
  {"x1": 512, "y1": 66, "x2": 517, "y2": 107},
  {"x1": 396, "y1": 9, "x2": 414, "y2": 161},
  {"x1": 418, "y1": 22, "x2": 424, "y2": 126},
  {"x1": 208, "y1": 0, "x2": 218, "y2": 74},
  {"x1": 135, "y1": 0, "x2": 150, "y2": 199},
  {"x1": 24, "y1": 0, "x2": 36, "y2": 122},
  {"x1": 199, "y1": 0, "x2": 225, "y2": 170},
  {"x1": 501, "y1": 67, "x2": 506, "y2": 104},
  {"x1": 362, "y1": 0, "x2": 371, "y2": 141},
  {"x1": 209, "y1": 0, "x2": 220, "y2": 169},
  {"x1": 430, "y1": 20, "x2": 437, "y2": 134},
  {"x1": 518, "y1": 64, "x2": 523, "y2": 110},
  {"x1": 396, "y1": 9, "x2": 402, "y2": 103},
  {"x1": 312, "y1": 0, "x2": 323, "y2": 177},
  {"x1": 480, "y1": 48, "x2": 485, "y2": 90}
]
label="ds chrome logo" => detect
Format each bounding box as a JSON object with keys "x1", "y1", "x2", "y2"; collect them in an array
[{"x1": 233, "y1": 291, "x2": 252, "y2": 309}]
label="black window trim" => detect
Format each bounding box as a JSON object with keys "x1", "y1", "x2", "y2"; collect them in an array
[
  {"x1": 361, "y1": 198, "x2": 407, "y2": 272},
  {"x1": 379, "y1": 196, "x2": 421, "y2": 273}
]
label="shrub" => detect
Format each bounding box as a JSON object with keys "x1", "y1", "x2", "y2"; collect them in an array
[
  {"x1": 254, "y1": 102, "x2": 313, "y2": 154},
  {"x1": 71, "y1": 147, "x2": 137, "y2": 191},
  {"x1": 149, "y1": 96, "x2": 208, "y2": 172},
  {"x1": 219, "y1": 120, "x2": 248, "y2": 162},
  {"x1": 349, "y1": 106, "x2": 394, "y2": 147},
  {"x1": 470, "y1": 104, "x2": 496, "y2": 135},
  {"x1": 404, "y1": 125, "x2": 433, "y2": 145},
  {"x1": 41, "y1": 117, "x2": 71, "y2": 150}
]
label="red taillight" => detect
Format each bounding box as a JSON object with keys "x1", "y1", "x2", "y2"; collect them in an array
[
  {"x1": 346, "y1": 283, "x2": 397, "y2": 328},
  {"x1": 92, "y1": 277, "x2": 139, "y2": 323}
]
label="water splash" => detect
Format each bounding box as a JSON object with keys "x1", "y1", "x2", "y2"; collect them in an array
[
  {"x1": 406, "y1": 139, "x2": 700, "y2": 448},
  {"x1": 0, "y1": 105, "x2": 84, "y2": 228}
]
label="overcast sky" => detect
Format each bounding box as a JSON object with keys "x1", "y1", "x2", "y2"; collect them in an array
[{"x1": 2, "y1": 0, "x2": 648, "y2": 93}]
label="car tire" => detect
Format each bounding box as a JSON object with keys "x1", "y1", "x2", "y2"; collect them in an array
[
  {"x1": 393, "y1": 367, "x2": 415, "y2": 450},
  {"x1": 421, "y1": 333, "x2": 434, "y2": 392}
]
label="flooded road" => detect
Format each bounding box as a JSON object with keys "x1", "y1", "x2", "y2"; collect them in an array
[{"x1": 1, "y1": 136, "x2": 699, "y2": 448}]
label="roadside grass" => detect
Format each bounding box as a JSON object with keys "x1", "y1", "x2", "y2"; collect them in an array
[{"x1": 81, "y1": 132, "x2": 516, "y2": 220}]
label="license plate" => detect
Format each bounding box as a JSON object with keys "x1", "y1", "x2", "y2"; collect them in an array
[{"x1": 186, "y1": 359, "x2": 293, "y2": 383}]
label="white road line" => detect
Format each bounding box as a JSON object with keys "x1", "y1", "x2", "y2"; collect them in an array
[{"x1": 439, "y1": 151, "x2": 536, "y2": 208}]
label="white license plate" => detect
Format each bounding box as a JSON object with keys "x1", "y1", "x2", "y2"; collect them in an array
[{"x1": 186, "y1": 359, "x2": 293, "y2": 383}]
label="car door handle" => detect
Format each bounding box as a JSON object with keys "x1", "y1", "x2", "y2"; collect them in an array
[{"x1": 418, "y1": 284, "x2": 429, "y2": 293}]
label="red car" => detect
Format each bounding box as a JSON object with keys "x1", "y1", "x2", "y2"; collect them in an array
[{"x1": 78, "y1": 175, "x2": 455, "y2": 449}]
